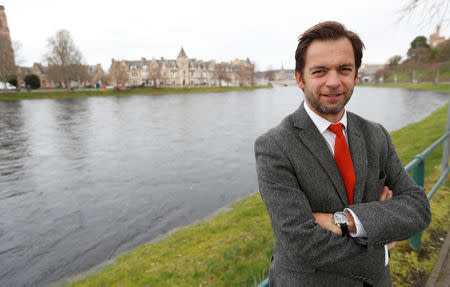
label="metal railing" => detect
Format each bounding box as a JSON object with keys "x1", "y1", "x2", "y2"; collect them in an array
[
  {"x1": 407, "y1": 130, "x2": 450, "y2": 251},
  {"x1": 256, "y1": 103, "x2": 450, "y2": 287}
]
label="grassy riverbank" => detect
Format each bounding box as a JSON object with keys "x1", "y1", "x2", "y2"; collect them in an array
[
  {"x1": 358, "y1": 82, "x2": 450, "y2": 92},
  {"x1": 0, "y1": 85, "x2": 272, "y2": 101},
  {"x1": 62, "y1": 105, "x2": 449, "y2": 287}
]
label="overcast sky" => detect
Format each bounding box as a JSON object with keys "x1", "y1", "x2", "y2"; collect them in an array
[{"x1": 1, "y1": 0, "x2": 448, "y2": 71}]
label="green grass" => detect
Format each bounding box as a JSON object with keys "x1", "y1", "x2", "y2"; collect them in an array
[
  {"x1": 388, "y1": 104, "x2": 450, "y2": 287},
  {"x1": 0, "y1": 85, "x2": 272, "y2": 101},
  {"x1": 359, "y1": 82, "x2": 450, "y2": 92},
  {"x1": 63, "y1": 194, "x2": 273, "y2": 287},
  {"x1": 63, "y1": 105, "x2": 449, "y2": 287}
]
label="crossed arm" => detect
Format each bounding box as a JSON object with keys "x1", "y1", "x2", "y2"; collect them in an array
[{"x1": 313, "y1": 186, "x2": 397, "y2": 250}]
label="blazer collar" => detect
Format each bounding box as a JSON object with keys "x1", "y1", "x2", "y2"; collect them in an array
[{"x1": 292, "y1": 102, "x2": 367, "y2": 206}]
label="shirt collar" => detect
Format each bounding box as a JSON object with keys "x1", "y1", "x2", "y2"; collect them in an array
[{"x1": 303, "y1": 101, "x2": 347, "y2": 134}]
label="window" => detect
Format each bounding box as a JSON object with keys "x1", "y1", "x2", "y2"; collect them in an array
[{"x1": 132, "y1": 72, "x2": 137, "y2": 78}]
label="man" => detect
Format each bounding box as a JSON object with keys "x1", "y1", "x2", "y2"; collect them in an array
[{"x1": 254, "y1": 21, "x2": 431, "y2": 287}]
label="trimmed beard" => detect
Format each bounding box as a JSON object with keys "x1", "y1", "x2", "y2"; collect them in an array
[{"x1": 306, "y1": 93, "x2": 349, "y2": 115}]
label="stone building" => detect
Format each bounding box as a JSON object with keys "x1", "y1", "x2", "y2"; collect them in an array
[
  {"x1": 430, "y1": 25, "x2": 446, "y2": 48},
  {"x1": 32, "y1": 63, "x2": 50, "y2": 87},
  {"x1": 109, "y1": 48, "x2": 255, "y2": 87},
  {"x1": 17, "y1": 63, "x2": 105, "y2": 88},
  {"x1": 0, "y1": 5, "x2": 16, "y2": 86},
  {"x1": 87, "y1": 64, "x2": 105, "y2": 87}
]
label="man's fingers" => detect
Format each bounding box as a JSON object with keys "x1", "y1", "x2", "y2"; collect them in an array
[
  {"x1": 387, "y1": 241, "x2": 397, "y2": 250},
  {"x1": 386, "y1": 189, "x2": 393, "y2": 199},
  {"x1": 378, "y1": 186, "x2": 393, "y2": 201},
  {"x1": 378, "y1": 186, "x2": 388, "y2": 201}
]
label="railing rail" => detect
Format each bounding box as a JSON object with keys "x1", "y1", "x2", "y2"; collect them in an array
[
  {"x1": 408, "y1": 130, "x2": 449, "y2": 251},
  {"x1": 257, "y1": 127, "x2": 450, "y2": 287}
]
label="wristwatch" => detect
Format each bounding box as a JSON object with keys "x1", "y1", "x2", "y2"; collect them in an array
[{"x1": 332, "y1": 211, "x2": 349, "y2": 236}]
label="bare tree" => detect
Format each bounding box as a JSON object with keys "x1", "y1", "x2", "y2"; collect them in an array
[
  {"x1": 45, "y1": 29, "x2": 83, "y2": 89},
  {"x1": 0, "y1": 35, "x2": 16, "y2": 92},
  {"x1": 387, "y1": 55, "x2": 402, "y2": 68},
  {"x1": 47, "y1": 65, "x2": 65, "y2": 87},
  {"x1": 110, "y1": 64, "x2": 129, "y2": 87},
  {"x1": 70, "y1": 64, "x2": 89, "y2": 87},
  {"x1": 149, "y1": 62, "x2": 161, "y2": 87},
  {"x1": 100, "y1": 74, "x2": 111, "y2": 86},
  {"x1": 265, "y1": 70, "x2": 276, "y2": 81},
  {"x1": 400, "y1": 0, "x2": 449, "y2": 28},
  {"x1": 214, "y1": 63, "x2": 230, "y2": 86}
]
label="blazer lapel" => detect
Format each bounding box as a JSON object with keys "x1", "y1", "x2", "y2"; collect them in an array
[
  {"x1": 292, "y1": 102, "x2": 349, "y2": 206},
  {"x1": 347, "y1": 112, "x2": 368, "y2": 204}
]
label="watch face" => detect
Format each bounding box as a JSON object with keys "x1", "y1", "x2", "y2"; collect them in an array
[{"x1": 332, "y1": 212, "x2": 348, "y2": 224}]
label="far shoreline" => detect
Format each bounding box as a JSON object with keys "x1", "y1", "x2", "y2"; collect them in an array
[
  {"x1": 0, "y1": 85, "x2": 273, "y2": 101},
  {"x1": 358, "y1": 82, "x2": 450, "y2": 92}
]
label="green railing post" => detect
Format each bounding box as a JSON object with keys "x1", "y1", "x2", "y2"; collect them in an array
[{"x1": 409, "y1": 155, "x2": 425, "y2": 251}]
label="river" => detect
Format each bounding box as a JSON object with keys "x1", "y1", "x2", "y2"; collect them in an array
[{"x1": 0, "y1": 86, "x2": 448, "y2": 286}]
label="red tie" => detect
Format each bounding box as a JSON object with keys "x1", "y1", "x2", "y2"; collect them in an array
[{"x1": 328, "y1": 123, "x2": 355, "y2": 205}]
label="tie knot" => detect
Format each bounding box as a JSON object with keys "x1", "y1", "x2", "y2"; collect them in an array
[{"x1": 328, "y1": 123, "x2": 344, "y2": 135}]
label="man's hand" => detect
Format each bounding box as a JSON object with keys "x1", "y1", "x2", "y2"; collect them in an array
[
  {"x1": 312, "y1": 213, "x2": 342, "y2": 234},
  {"x1": 378, "y1": 186, "x2": 393, "y2": 201},
  {"x1": 379, "y1": 186, "x2": 397, "y2": 250},
  {"x1": 312, "y1": 186, "x2": 396, "y2": 237}
]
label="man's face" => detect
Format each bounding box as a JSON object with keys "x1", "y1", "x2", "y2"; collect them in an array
[{"x1": 295, "y1": 37, "x2": 359, "y2": 122}]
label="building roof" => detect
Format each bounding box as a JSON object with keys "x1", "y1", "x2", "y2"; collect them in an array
[{"x1": 178, "y1": 47, "x2": 187, "y2": 58}]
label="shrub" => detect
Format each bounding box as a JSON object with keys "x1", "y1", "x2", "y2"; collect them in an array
[{"x1": 24, "y1": 74, "x2": 41, "y2": 89}]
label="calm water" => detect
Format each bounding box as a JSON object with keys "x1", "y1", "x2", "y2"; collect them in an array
[{"x1": 0, "y1": 86, "x2": 448, "y2": 286}]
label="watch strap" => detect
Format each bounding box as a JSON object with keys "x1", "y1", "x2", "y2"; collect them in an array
[{"x1": 340, "y1": 223, "x2": 349, "y2": 237}]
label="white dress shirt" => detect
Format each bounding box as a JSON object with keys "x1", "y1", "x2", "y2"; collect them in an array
[{"x1": 304, "y1": 102, "x2": 389, "y2": 266}]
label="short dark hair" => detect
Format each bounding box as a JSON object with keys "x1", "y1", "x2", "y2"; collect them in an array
[{"x1": 295, "y1": 21, "x2": 365, "y2": 75}]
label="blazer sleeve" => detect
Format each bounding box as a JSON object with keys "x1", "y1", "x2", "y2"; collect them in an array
[
  {"x1": 348, "y1": 124, "x2": 432, "y2": 248},
  {"x1": 255, "y1": 133, "x2": 386, "y2": 277}
]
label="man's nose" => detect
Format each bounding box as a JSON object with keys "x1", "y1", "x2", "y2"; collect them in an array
[{"x1": 325, "y1": 71, "x2": 340, "y2": 88}]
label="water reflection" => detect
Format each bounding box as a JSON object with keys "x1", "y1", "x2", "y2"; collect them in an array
[
  {"x1": 0, "y1": 86, "x2": 447, "y2": 287},
  {"x1": 0, "y1": 101, "x2": 29, "y2": 198}
]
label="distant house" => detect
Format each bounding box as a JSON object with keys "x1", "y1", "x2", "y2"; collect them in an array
[
  {"x1": 358, "y1": 63, "x2": 385, "y2": 83},
  {"x1": 109, "y1": 48, "x2": 255, "y2": 87},
  {"x1": 17, "y1": 63, "x2": 105, "y2": 88},
  {"x1": 87, "y1": 64, "x2": 105, "y2": 87},
  {"x1": 32, "y1": 63, "x2": 49, "y2": 87}
]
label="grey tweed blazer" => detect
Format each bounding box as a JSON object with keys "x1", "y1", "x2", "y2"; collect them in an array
[{"x1": 254, "y1": 102, "x2": 431, "y2": 287}]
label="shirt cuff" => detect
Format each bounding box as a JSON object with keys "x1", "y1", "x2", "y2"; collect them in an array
[
  {"x1": 384, "y1": 245, "x2": 389, "y2": 266},
  {"x1": 344, "y1": 208, "x2": 367, "y2": 237}
]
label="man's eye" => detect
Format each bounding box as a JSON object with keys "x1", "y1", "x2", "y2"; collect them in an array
[{"x1": 312, "y1": 70, "x2": 324, "y2": 74}]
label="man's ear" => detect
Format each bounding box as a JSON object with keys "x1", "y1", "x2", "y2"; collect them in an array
[
  {"x1": 295, "y1": 71, "x2": 305, "y2": 90},
  {"x1": 354, "y1": 74, "x2": 359, "y2": 85}
]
